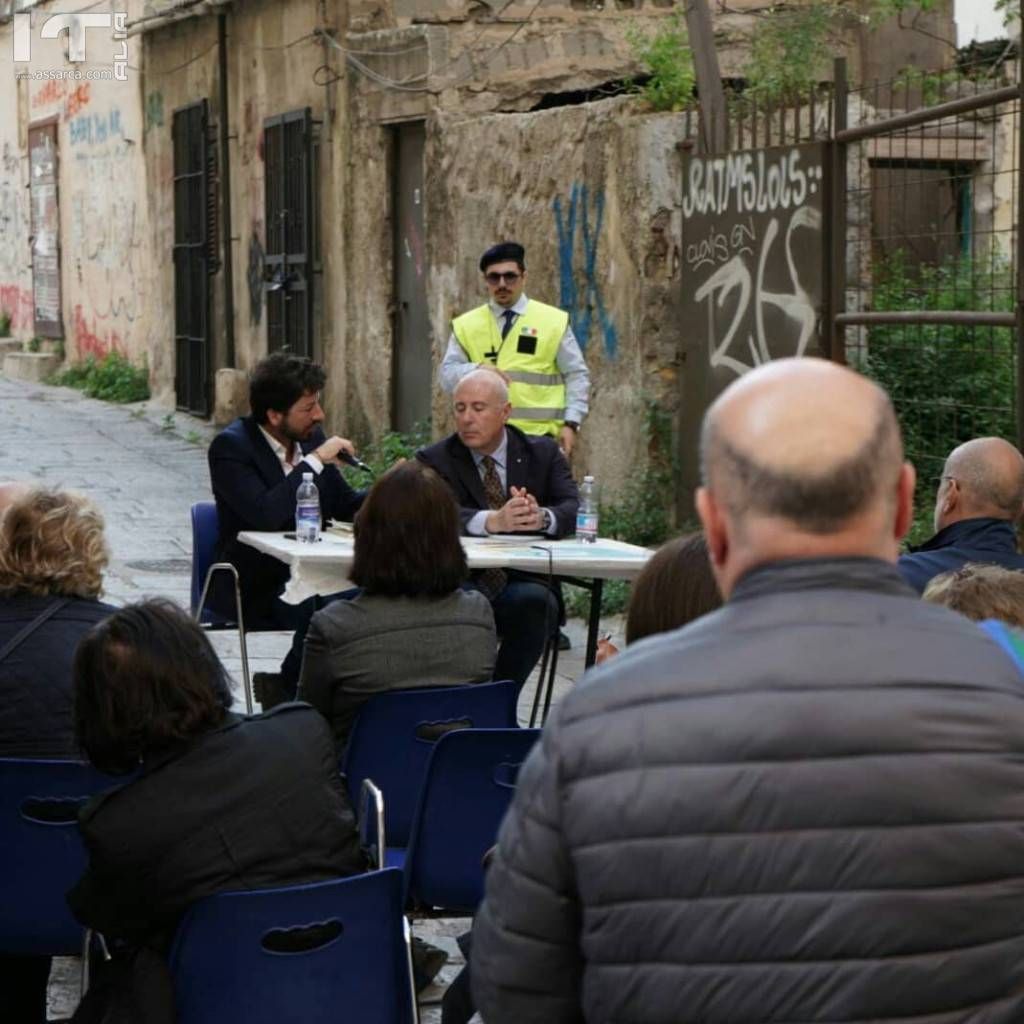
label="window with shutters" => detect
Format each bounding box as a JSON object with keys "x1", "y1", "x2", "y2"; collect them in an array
[
  {"x1": 172, "y1": 99, "x2": 217, "y2": 416},
  {"x1": 264, "y1": 108, "x2": 318, "y2": 359}
]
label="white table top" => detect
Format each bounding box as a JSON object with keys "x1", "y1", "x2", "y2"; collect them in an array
[{"x1": 238, "y1": 528, "x2": 653, "y2": 605}]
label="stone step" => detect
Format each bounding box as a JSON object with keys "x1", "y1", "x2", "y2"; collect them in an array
[
  {"x1": 0, "y1": 338, "x2": 22, "y2": 356},
  {"x1": 2, "y1": 351, "x2": 61, "y2": 382}
]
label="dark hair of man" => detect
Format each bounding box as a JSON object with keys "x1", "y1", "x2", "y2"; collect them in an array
[
  {"x1": 479, "y1": 241, "x2": 526, "y2": 273},
  {"x1": 700, "y1": 393, "x2": 901, "y2": 535},
  {"x1": 350, "y1": 462, "x2": 468, "y2": 597},
  {"x1": 73, "y1": 599, "x2": 232, "y2": 775},
  {"x1": 249, "y1": 351, "x2": 327, "y2": 425},
  {"x1": 625, "y1": 533, "x2": 722, "y2": 645}
]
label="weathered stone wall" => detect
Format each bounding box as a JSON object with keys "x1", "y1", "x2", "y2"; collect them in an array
[
  {"x1": 0, "y1": 0, "x2": 151, "y2": 365},
  {"x1": 414, "y1": 97, "x2": 689, "y2": 494},
  {"x1": 142, "y1": 0, "x2": 350, "y2": 411}
]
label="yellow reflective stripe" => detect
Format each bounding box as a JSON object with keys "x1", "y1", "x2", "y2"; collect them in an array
[
  {"x1": 511, "y1": 406, "x2": 566, "y2": 420},
  {"x1": 505, "y1": 370, "x2": 563, "y2": 386}
]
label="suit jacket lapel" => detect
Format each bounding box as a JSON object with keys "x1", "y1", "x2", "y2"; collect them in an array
[
  {"x1": 449, "y1": 437, "x2": 489, "y2": 510},
  {"x1": 244, "y1": 417, "x2": 286, "y2": 483},
  {"x1": 506, "y1": 428, "x2": 529, "y2": 494}
]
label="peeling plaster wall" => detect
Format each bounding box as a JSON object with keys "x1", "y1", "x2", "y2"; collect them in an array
[
  {"x1": 0, "y1": 0, "x2": 151, "y2": 364},
  {"x1": 142, "y1": 0, "x2": 350, "y2": 417},
  {"x1": 410, "y1": 97, "x2": 690, "y2": 495}
]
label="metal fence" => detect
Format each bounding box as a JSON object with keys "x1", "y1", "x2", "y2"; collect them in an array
[{"x1": 828, "y1": 53, "x2": 1022, "y2": 503}]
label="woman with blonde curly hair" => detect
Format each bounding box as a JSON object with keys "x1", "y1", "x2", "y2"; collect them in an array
[
  {"x1": 0, "y1": 485, "x2": 118, "y2": 1024},
  {"x1": 0, "y1": 485, "x2": 116, "y2": 757}
]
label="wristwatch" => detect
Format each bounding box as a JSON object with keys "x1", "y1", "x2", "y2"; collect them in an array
[
  {"x1": 541, "y1": 508, "x2": 554, "y2": 531},
  {"x1": 564, "y1": 421, "x2": 580, "y2": 433}
]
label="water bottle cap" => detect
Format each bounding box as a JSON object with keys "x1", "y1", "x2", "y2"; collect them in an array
[
  {"x1": 583, "y1": 475, "x2": 594, "y2": 482},
  {"x1": 302, "y1": 472, "x2": 313, "y2": 482}
]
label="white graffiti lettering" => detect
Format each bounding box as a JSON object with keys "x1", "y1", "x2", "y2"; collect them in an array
[{"x1": 683, "y1": 148, "x2": 823, "y2": 219}]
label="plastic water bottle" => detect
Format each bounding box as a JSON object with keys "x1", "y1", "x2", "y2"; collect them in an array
[
  {"x1": 295, "y1": 472, "x2": 321, "y2": 543},
  {"x1": 576, "y1": 475, "x2": 599, "y2": 544}
]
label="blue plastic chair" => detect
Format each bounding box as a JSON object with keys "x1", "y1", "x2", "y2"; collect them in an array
[
  {"x1": 189, "y1": 501, "x2": 253, "y2": 713},
  {"x1": 342, "y1": 680, "x2": 519, "y2": 849},
  {"x1": 168, "y1": 868, "x2": 417, "y2": 1024},
  {"x1": 0, "y1": 758, "x2": 120, "y2": 958},
  {"x1": 403, "y1": 728, "x2": 540, "y2": 914}
]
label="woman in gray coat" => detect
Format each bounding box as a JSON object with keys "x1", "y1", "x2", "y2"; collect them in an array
[{"x1": 298, "y1": 461, "x2": 496, "y2": 753}]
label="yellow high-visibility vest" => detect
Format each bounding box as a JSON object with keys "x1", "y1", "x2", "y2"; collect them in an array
[{"x1": 452, "y1": 299, "x2": 569, "y2": 437}]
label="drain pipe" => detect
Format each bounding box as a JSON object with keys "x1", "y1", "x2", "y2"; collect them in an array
[{"x1": 217, "y1": 12, "x2": 236, "y2": 368}]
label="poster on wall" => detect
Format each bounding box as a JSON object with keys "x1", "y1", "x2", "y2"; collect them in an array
[
  {"x1": 28, "y1": 120, "x2": 62, "y2": 338},
  {"x1": 678, "y1": 141, "x2": 829, "y2": 501}
]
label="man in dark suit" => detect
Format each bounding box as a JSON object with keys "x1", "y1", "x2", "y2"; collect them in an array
[
  {"x1": 417, "y1": 368, "x2": 579, "y2": 684},
  {"x1": 208, "y1": 352, "x2": 365, "y2": 700}
]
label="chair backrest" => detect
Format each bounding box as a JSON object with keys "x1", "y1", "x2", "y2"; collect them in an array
[
  {"x1": 190, "y1": 501, "x2": 230, "y2": 625},
  {"x1": 0, "y1": 758, "x2": 120, "y2": 955},
  {"x1": 403, "y1": 728, "x2": 540, "y2": 913},
  {"x1": 168, "y1": 868, "x2": 415, "y2": 1024},
  {"x1": 342, "y1": 680, "x2": 519, "y2": 848}
]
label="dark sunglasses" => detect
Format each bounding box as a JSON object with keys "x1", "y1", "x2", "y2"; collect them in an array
[{"x1": 485, "y1": 271, "x2": 521, "y2": 285}]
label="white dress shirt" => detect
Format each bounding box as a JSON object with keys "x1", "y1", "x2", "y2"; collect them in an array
[
  {"x1": 258, "y1": 425, "x2": 324, "y2": 476},
  {"x1": 464, "y1": 429, "x2": 560, "y2": 537}
]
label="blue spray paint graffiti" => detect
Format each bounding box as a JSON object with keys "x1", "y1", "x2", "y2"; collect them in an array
[
  {"x1": 69, "y1": 108, "x2": 123, "y2": 147},
  {"x1": 553, "y1": 183, "x2": 618, "y2": 359}
]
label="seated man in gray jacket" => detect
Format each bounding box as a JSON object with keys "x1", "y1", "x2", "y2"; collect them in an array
[{"x1": 472, "y1": 357, "x2": 1024, "y2": 1024}]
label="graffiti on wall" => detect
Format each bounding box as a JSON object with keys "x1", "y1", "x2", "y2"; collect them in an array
[
  {"x1": 680, "y1": 144, "x2": 826, "y2": 381},
  {"x1": 67, "y1": 103, "x2": 142, "y2": 357},
  {"x1": 0, "y1": 143, "x2": 28, "y2": 283},
  {"x1": 553, "y1": 183, "x2": 618, "y2": 359},
  {"x1": 145, "y1": 91, "x2": 164, "y2": 132},
  {"x1": 247, "y1": 229, "x2": 264, "y2": 326},
  {"x1": 69, "y1": 107, "x2": 123, "y2": 147}
]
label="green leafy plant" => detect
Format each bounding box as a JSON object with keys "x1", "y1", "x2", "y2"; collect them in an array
[
  {"x1": 854, "y1": 251, "x2": 1015, "y2": 547},
  {"x1": 0, "y1": 310, "x2": 11, "y2": 337},
  {"x1": 341, "y1": 420, "x2": 432, "y2": 485},
  {"x1": 565, "y1": 397, "x2": 681, "y2": 619},
  {"x1": 51, "y1": 351, "x2": 150, "y2": 403},
  {"x1": 26, "y1": 336, "x2": 41, "y2": 353},
  {"x1": 161, "y1": 413, "x2": 176, "y2": 432},
  {"x1": 186, "y1": 430, "x2": 203, "y2": 445},
  {"x1": 743, "y1": 2, "x2": 845, "y2": 101},
  {"x1": 625, "y1": 12, "x2": 695, "y2": 112}
]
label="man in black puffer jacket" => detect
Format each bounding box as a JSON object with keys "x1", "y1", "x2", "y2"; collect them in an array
[{"x1": 472, "y1": 358, "x2": 1024, "y2": 1024}]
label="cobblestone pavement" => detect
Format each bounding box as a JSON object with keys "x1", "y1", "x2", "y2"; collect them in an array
[{"x1": 0, "y1": 378, "x2": 624, "y2": 1022}]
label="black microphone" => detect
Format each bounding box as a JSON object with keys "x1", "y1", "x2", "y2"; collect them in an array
[{"x1": 339, "y1": 450, "x2": 375, "y2": 476}]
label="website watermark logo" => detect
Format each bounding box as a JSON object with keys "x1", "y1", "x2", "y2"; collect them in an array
[{"x1": 13, "y1": 12, "x2": 128, "y2": 81}]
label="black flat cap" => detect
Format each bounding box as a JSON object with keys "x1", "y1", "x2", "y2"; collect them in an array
[{"x1": 480, "y1": 241, "x2": 526, "y2": 272}]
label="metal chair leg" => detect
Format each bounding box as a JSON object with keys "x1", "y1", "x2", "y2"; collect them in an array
[
  {"x1": 196, "y1": 562, "x2": 254, "y2": 714},
  {"x1": 529, "y1": 628, "x2": 559, "y2": 728},
  {"x1": 403, "y1": 916, "x2": 421, "y2": 1024}
]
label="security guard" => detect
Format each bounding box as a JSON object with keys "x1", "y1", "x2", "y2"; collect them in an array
[{"x1": 439, "y1": 241, "x2": 590, "y2": 458}]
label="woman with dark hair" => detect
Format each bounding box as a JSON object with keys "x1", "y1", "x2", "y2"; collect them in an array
[
  {"x1": 625, "y1": 532, "x2": 722, "y2": 646},
  {"x1": 68, "y1": 599, "x2": 365, "y2": 1024},
  {"x1": 298, "y1": 461, "x2": 496, "y2": 751}
]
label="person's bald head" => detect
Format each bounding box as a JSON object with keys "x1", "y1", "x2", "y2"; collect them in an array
[
  {"x1": 934, "y1": 437, "x2": 1024, "y2": 532},
  {"x1": 454, "y1": 367, "x2": 509, "y2": 406},
  {"x1": 697, "y1": 359, "x2": 915, "y2": 597}
]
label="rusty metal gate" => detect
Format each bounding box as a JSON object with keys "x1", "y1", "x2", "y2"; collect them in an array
[
  {"x1": 828, "y1": 54, "x2": 1023, "y2": 502},
  {"x1": 678, "y1": 53, "x2": 1023, "y2": 523}
]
